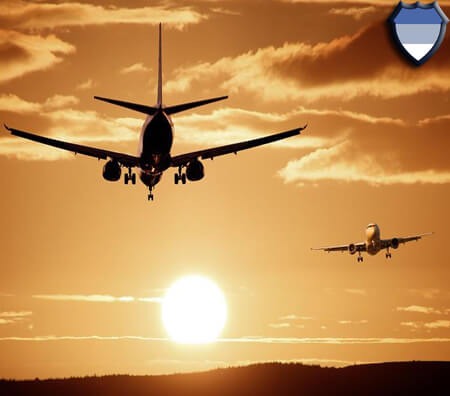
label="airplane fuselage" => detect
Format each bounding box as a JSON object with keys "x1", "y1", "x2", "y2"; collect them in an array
[
  {"x1": 138, "y1": 109, "x2": 174, "y2": 187},
  {"x1": 365, "y1": 223, "x2": 381, "y2": 255}
]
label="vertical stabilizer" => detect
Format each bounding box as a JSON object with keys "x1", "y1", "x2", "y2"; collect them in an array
[{"x1": 157, "y1": 23, "x2": 163, "y2": 107}]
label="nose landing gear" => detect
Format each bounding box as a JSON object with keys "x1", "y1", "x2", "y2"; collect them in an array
[
  {"x1": 148, "y1": 185, "x2": 154, "y2": 201},
  {"x1": 357, "y1": 252, "x2": 364, "y2": 262}
]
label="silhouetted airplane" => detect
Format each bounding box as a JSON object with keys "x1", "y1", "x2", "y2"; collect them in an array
[
  {"x1": 312, "y1": 224, "x2": 433, "y2": 262},
  {"x1": 4, "y1": 24, "x2": 306, "y2": 200}
]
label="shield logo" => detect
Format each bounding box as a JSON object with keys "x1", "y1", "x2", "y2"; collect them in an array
[{"x1": 389, "y1": 1, "x2": 449, "y2": 65}]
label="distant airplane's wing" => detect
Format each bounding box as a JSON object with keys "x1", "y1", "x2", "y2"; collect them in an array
[
  {"x1": 4, "y1": 125, "x2": 140, "y2": 168},
  {"x1": 382, "y1": 232, "x2": 433, "y2": 248},
  {"x1": 311, "y1": 242, "x2": 366, "y2": 253},
  {"x1": 170, "y1": 126, "x2": 306, "y2": 167}
]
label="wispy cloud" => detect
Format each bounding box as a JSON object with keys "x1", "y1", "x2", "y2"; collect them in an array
[
  {"x1": 76, "y1": 79, "x2": 95, "y2": 90},
  {"x1": 278, "y1": 142, "x2": 450, "y2": 187},
  {"x1": 424, "y1": 320, "x2": 450, "y2": 329},
  {"x1": 408, "y1": 289, "x2": 443, "y2": 300},
  {"x1": 401, "y1": 320, "x2": 450, "y2": 330},
  {"x1": 0, "y1": 1, "x2": 206, "y2": 30},
  {"x1": 0, "y1": 311, "x2": 32, "y2": 325},
  {"x1": 0, "y1": 29, "x2": 75, "y2": 84},
  {"x1": 3, "y1": 335, "x2": 450, "y2": 344},
  {"x1": 329, "y1": 6, "x2": 377, "y2": 20},
  {"x1": 268, "y1": 323, "x2": 291, "y2": 328},
  {"x1": 0, "y1": 93, "x2": 78, "y2": 113},
  {"x1": 397, "y1": 305, "x2": 444, "y2": 315},
  {"x1": 165, "y1": 23, "x2": 450, "y2": 102},
  {"x1": 32, "y1": 294, "x2": 162, "y2": 303},
  {"x1": 338, "y1": 320, "x2": 368, "y2": 325},
  {"x1": 120, "y1": 62, "x2": 150, "y2": 74},
  {"x1": 279, "y1": 314, "x2": 314, "y2": 320}
]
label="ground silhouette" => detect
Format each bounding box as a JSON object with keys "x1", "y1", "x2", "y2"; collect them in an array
[{"x1": 1, "y1": 361, "x2": 448, "y2": 395}]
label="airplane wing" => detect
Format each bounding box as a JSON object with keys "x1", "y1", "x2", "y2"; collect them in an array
[
  {"x1": 311, "y1": 242, "x2": 366, "y2": 253},
  {"x1": 382, "y1": 232, "x2": 433, "y2": 248},
  {"x1": 170, "y1": 126, "x2": 306, "y2": 167},
  {"x1": 4, "y1": 125, "x2": 140, "y2": 168}
]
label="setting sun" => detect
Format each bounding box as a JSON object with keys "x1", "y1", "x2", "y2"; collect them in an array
[{"x1": 162, "y1": 276, "x2": 227, "y2": 344}]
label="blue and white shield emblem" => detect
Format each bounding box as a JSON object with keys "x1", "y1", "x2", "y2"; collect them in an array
[{"x1": 389, "y1": 1, "x2": 449, "y2": 65}]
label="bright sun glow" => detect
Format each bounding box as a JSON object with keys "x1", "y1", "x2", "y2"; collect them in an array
[{"x1": 162, "y1": 275, "x2": 227, "y2": 344}]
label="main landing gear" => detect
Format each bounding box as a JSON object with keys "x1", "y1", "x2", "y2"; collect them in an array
[
  {"x1": 357, "y1": 252, "x2": 364, "y2": 262},
  {"x1": 124, "y1": 168, "x2": 136, "y2": 185},
  {"x1": 174, "y1": 166, "x2": 186, "y2": 185},
  {"x1": 386, "y1": 248, "x2": 392, "y2": 259}
]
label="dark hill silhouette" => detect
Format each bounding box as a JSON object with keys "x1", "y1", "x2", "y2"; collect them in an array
[{"x1": 1, "y1": 361, "x2": 448, "y2": 395}]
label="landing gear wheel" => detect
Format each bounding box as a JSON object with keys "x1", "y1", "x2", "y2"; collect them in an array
[
  {"x1": 174, "y1": 173, "x2": 179, "y2": 185},
  {"x1": 131, "y1": 173, "x2": 136, "y2": 185},
  {"x1": 148, "y1": 193, "x2": 154, "y2": 201},
  {"x1": 124, "y1": 173, "x2": 129, "y2": 184},
  {"x1": 181, "y1": 173, "x2": 186, "y2": 185}
]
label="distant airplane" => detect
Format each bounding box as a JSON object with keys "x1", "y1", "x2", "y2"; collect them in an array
[
  {"x1": 312, "y1": 224, "x2": 433, "y2": 262},
  {"x1": 4, "y1": 24, "x2": 306, "y2": 200}
]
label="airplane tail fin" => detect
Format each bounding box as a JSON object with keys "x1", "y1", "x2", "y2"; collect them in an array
[
  {"x1": 94, "y1": 24, "x2": 228, "y2": 116},
  {"x1": 157, "y1": 23, "x2": 163, "y2": 107}
]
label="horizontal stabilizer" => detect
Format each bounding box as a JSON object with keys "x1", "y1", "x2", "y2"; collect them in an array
[
  {"x1": 94, "y1": 96, "x2": 158, "y2": 115},
  {"x1": 164, "y1": 96, "x2": 228, "y2": 115}
]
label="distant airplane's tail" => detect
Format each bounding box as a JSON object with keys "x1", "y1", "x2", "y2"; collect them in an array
[
  {"x1": 157, "y1": 22, "x2": 163, "y2": 107},
  {"x1": 94, "y1": 23, "x2": 228, "y2": 115}
]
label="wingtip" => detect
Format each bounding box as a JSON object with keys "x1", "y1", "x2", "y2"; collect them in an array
[{"x1": 4, "y1": 123, "x2": 10, "y2": 131}]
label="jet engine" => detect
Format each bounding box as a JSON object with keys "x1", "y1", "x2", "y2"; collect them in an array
[
  {"x1": 349, "y1": 243, "x2": 357, "y2": 255},
  {"x1": 186, "y1": 159, "x2": 204, "y2": 181},
  {"x1": 391, "y1": 238, "x2": 399, "y2": 249},
  {"x1": 103, "y1": 160, "x2": 121, "y2": 182}
]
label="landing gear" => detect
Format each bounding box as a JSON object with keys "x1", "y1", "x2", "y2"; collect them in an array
[
  {"x1": 357, "y1": 252, "x2": 364, "y2": 262},
  {"x1": 386, "y1": 248, "x2": 392, "y2": 259},
  {"x1": 148, "y1": 186, "x2": 154, "y2": 201},
  {"x1": 174, "y1": 166, "x2": 187, "y2": 185},
  {"x1": 124, "y1": 168, "x2": 136, "y2": 185}
]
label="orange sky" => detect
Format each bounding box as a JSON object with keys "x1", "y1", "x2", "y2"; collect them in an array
[{"x1": 0, "y1": 0, "x2": 449, "y2": 379}]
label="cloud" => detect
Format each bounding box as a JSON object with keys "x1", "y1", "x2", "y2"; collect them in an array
[
  {"x1": 279, "y1": 0, "x2": 450, "y2": 5},
  {"x1": 408, "y1": 289, "x2": 444, "y2": 300},
  {"x1": 424, "y1": 320, "x2": 450, "y2": 329},
  {"x1": 120, "y1": 63, "x2": 150, "y2": 74},
  {"x1": 329, "y1": 6, "x2": 377, "y2": 20},
  {"x1": 0, "y1": 93, "x2": 79, "y2": 113},
  {"x1": 338, "y1": 320, "x2": 368, "y2": 325},
  {"x1": 279, "y1": 314, "x2": 314, "y2": 320},
  {"x1": 268, "y1": 323, "x2": 291, "y2": 328},
  {"x1": 0, "y1": 94, "x2": 142, "y2": 160},
  {"x1": 76, "y1": 79, "x2": 95, "y2": 90},
  {"x1": 278, "y1": 141, "x2": 450, "y2": 186},
  {"x1": 3, "y1": 335, "x2": 450, "y2": 344},
  {"x1": 174, "y1": 105, "x2": 401, "y2": 150},
  {"x1": 401, "y1": 320, "x2": 450, "y2": 329},
  {"x1": 165, "y1": 22, "x2": 450, "y2": 102},
  {"x1": 0, "y1": 29, "x2": 75, "y2": 84},
  {"x1": 0, "y1": 311, "x2": 32, "y2": 325},
  {"x1": 32, "y1": 294, "x2": 162, "y2": 303},
  {"x1": 396, "y1": 306, "x2": 443, "y2": 315},
  {"x1": 0, "y1": 311, "x2": 32, "y2": 317},
  {"x1": 0, "y1": 1, "x2": 206, "y2": 30},
  {"x1": 210, "y1": 7, "x2": 241, "y2": 16}
]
